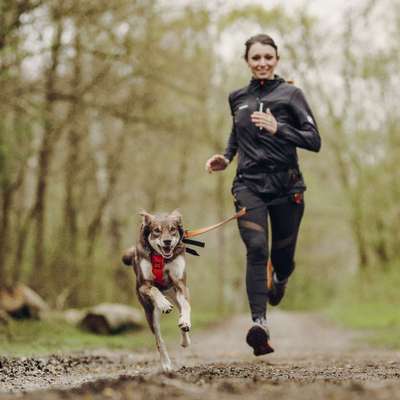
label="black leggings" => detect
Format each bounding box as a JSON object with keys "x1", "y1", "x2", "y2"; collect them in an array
[{"x1": 233, "y1": 186, "x2": 304, "y2": 321}]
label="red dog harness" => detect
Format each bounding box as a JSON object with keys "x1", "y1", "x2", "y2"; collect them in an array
[{"x1": 151, "y1": 254, "x2": 167, "y2": 287}]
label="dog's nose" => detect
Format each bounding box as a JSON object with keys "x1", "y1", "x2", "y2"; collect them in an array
[{"x1": 163, "y1": 240, "x2": 172, "y2": 246}]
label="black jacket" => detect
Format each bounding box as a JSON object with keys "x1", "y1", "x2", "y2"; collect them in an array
[{"x1": 224, "y1": 76, "x2": 321, "y2": 196}]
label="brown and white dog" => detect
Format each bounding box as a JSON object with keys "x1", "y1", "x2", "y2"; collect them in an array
[{"x1": 122, "y1": 210, "x2": 190, "y2": 372}]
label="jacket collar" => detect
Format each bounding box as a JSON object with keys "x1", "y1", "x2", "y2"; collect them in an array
[{"x1": 248, "y1": 75, "x2": 284, "y2": 93}]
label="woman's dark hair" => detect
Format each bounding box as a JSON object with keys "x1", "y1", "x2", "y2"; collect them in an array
[{"x1": 244, "y1": 34, "x2": 279, "y2": 60}]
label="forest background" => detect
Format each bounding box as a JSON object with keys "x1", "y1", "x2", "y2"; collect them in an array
[{"x1": 1, "y1": 0, "x2": 399, "y2": 349}]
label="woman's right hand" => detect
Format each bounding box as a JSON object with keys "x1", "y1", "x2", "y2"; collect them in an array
[{"x1": 205, "y1": 154, "x2": 229, "y2": 173}]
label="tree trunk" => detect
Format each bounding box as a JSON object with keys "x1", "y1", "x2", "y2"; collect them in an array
[
  {"x1": 0, "y1": 188, "x2": 12, "y2": 284},
  {"x1": 64, "y1": 28, "x2": 83, "y2": 260},
  {"x1": 0, "y1": 161, "x2": 27, "y2": 285},
  {"x1": 31, "y1": 16, "x2": 63, "y2": 289}
]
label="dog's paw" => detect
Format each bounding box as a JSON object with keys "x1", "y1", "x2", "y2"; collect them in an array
[
  {"x1": 178, "y1": 317, "x2": 191, "y2": 332},
  {"x1": 157, "y1": 297, "x2": 173, "y2": 314},
  {"x1": 161, "y1": 361, "x2": 174, "y2": 373}
]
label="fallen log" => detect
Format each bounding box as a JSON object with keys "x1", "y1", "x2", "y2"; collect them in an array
[
  {"x1": 40, "y1": 308, "x2": 87, "y2": 325},
  {"x1": 0, "y1": 284, "x2": 49, "y2": 319},
  {"x1": 79, "y1": 303, "x2": 144, "y2": 334},
  {"x1": 0, "y1": 309, "x2": 10, "y2": 325}
]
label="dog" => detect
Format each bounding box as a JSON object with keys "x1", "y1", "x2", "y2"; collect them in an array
[{"x1": 122, "y1": 209, "x2": 191, "y2": 372}]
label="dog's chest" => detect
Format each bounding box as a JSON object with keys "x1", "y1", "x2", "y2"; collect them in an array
[
  {"x1": 139, "y1": 255, "x2": 185, "y2": 287},
  {"x1": 151, "y1": 254, "x2": 168, "y2": 287}
]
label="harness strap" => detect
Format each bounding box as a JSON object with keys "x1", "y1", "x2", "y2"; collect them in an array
[
  {"x1": 182, "y1": 238, "x2": 205, "y2": 248},
  {"x1": 185, "y1": 247, "x2": 200, "y2": 256},
  {"x1": 151, "y1": 254, "x2": 167, "y2": 287}
]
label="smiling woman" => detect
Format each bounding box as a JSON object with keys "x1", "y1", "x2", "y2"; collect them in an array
[
  {"x1": 244, "y1": 35, "x2": 280, "y2": 81},
  {"x1": 205, "y1": 33, "x2": 321, "y2": 357}
]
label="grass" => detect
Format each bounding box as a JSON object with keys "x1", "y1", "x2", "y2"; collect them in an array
[
  {"x1": 0, "y1": 309, "x2": 222, "y2": 357},
  {"x1": 326, "y1": 264, "x2": 400, "y2": 349}
]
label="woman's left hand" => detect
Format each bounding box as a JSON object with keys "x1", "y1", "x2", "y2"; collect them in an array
[{"x1": 251, "y1": 108, "x2": 277, "y2": 135}]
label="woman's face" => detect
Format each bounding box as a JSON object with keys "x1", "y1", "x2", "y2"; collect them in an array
[{"x1": 246, "y1": 42, "x2": 279, "y2": 80}]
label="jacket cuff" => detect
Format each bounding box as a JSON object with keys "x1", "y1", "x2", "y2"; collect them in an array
[
  {"x1": 275, "y1": 122, "x2": 287, "y2": 137},
  {"x1": 223, "y1": 153, "x2": 233, "y2": 163}
]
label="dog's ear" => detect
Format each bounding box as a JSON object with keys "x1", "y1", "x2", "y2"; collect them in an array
[
  {"x1": 170, "y1": 209, "x2": 184, "y2": 237},
  {"x1": 169, "y1": 209, "x2": 182, "y2": 224},
  {"x1": 138, "y1": 210, "x2": 154, "y2": 226}
]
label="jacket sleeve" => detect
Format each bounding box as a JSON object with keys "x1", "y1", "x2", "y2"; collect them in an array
[
  {"x1": 223, "y1": 94, "x2": 238, "y2": 162},
  {"x1": 275, "y1": 88, "x2": 321, "y2": 152}
]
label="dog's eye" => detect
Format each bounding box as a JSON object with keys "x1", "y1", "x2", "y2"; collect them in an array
[
  {"x1": 170, "y1": 226, "x2": 177, "y2": 232},
  {"x1": 153, "y1": 227, "x2": 161, "y2": 234}
]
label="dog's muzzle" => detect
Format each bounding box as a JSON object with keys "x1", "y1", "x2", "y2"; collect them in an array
[{"x1": 160, "y1": 244, "x2": 173, "y2": 258}]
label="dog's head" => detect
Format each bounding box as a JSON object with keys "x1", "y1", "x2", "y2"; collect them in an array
[{"x1": 139, "y1": 210, "x2": 183, "y2": 259}]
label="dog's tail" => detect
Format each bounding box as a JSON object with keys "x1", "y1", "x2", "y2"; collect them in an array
[{"x1": 122, "y1": 247, "x2": 136, "y2": 266}]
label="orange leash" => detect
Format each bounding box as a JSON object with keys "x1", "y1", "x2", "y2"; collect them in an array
[
  {"x1": 267, "y1": 260, "x2": 273, "y2": 290},
  {"x1": 183, "y1": 208, "x2": 247, "y2": 238}
]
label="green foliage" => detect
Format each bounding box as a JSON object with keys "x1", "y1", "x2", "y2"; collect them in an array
[
  {"x1": 217, "y1": 5, "x2": 292, "y2": 33},
  {"x1": 326, "y1": 261, "x2": 400, "y2": 349},
  {"x1": 0, "y1": 117, "x2": 32, "y2": 188}
]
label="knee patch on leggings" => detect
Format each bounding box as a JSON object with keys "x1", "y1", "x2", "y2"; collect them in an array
[{"x1": 238, "y1": 220, "x2": 267, "y2": 264}]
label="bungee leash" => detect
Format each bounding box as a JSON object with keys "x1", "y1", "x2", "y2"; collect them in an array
[{"x1": 182, "y1": 208, "x2": 246, "y2": 256}]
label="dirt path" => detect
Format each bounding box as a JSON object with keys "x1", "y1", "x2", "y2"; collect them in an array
[{"x1": 1, "y1": 311, "x2": 400, "y2": 399}]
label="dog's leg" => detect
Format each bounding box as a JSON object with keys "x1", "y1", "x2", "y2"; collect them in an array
[
  {"x1": 176, "y1": 286, "x2": 191, "y2": 347},
  {"x1": 168, "y1": 277, "x2": 191, "y2": 347},
  {"x1": 166, "y1": 287, "x2": 191, "y2": 348},
  {"x1": 152, "y1": 306, "x2": 173, "y2": 372},
  {"x1": 139, "y1": 260, "x2": 174, "y2": 313},
  {"x1": 167, "y1": 256, "x2": 191, "y2": 346},
  {"x1": 138, "y1": 287, "x2": 172, "y2": 372},
  {"x1": 175, "y1": 283, "x2": 191, "y2": 333},
  {"x1": 138, "y1": 281, "x2": 173, "y2": 314}
]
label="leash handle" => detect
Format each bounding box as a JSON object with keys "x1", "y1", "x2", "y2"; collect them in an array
[{"x1": 184, "y1": 208, "x2": 246, "y2": 238}]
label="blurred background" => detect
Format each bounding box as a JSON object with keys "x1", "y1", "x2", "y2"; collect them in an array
[{"x1": 1, "y1": 0, "x2": 399, "y2": 349}]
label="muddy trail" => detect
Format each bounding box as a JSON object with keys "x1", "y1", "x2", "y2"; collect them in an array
[{"x1": 1, "y1": 311, "x2": 400, "y2": 399}]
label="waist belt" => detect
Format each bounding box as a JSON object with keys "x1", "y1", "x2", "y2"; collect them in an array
[{"x1": 238, "y1": 164, "x2": 299, "y2": 175}]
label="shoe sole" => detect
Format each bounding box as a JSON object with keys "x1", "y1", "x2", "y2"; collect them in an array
[{"x1": 246, "y1": 326, "x2": 274, "y2": 356}]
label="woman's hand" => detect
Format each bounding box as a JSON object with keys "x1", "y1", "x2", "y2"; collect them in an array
[
  {"x1": 251, "y1": 108, "x2": 277, "y2": 134},
  {"x1": 205, "y1": 154, "x2": 229, "y2": 173}
]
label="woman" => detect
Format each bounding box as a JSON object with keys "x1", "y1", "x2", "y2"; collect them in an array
[{"x1": 205, "y1": 34, "x2": 321, "y2": 356}]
